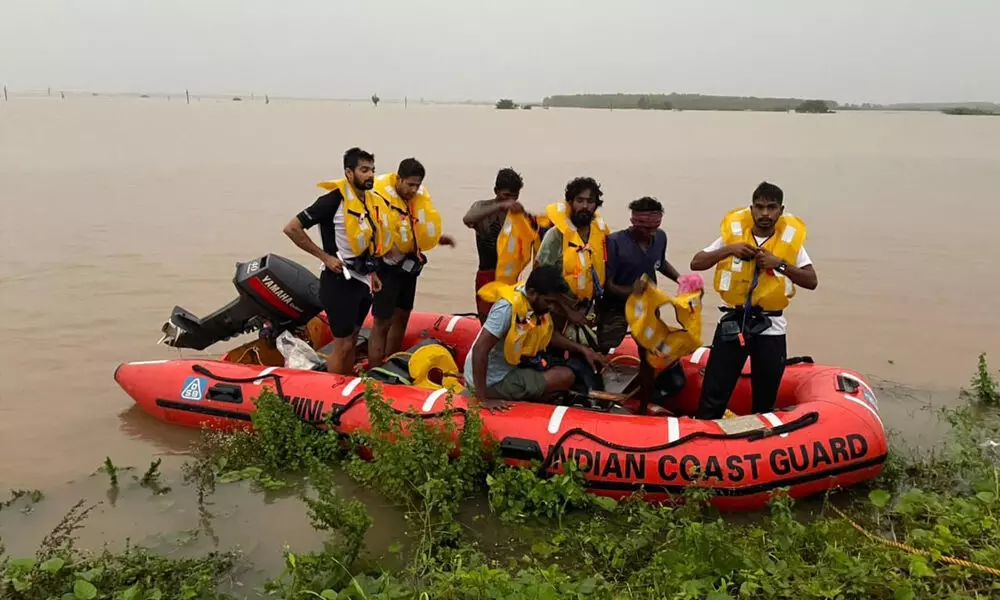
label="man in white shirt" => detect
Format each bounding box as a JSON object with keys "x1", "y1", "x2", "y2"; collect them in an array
[{"x1": 689, "y1": 182, "x2": 818, "y2": 419}]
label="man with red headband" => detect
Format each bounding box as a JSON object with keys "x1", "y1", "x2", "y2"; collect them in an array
[{"x1": 598, "y1": 197, "x2": 682, "y2": 399}]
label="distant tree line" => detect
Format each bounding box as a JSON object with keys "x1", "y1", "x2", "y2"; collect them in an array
[{"x1": 542, "y1": 93, "x2": 839, "y2": 112}]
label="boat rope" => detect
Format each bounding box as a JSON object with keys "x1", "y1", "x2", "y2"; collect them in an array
[
  {"x1": 828, "y1": 504, "x2": 1000, "y2": 577},
  {"x1": 192, "y1": 364, "x2": 285, "y2": 399},
  {"x1": 537, "y1": 411, "x2": 819, "y2": 474}
]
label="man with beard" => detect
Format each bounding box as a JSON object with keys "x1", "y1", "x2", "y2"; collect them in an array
[
  {"x1": 689, "y1": 181, "x2": 818, "y2": 418},
  {"x1": 466, "y1": 265, "x2": 594, "y2": 408},
  {"x1": 534, "y1": 177, "x2": 610, "y2": 385},
  {"x1": 283, "y1": 147, "x2": 394, "y2": 374},
  {"x1": 462, "y1": 168, "x2": 526, "y2": 322}
]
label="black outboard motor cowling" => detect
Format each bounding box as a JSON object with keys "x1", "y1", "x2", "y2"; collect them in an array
[{"x1": 159, "y1": 254, "x2": 322, "y2": 350}]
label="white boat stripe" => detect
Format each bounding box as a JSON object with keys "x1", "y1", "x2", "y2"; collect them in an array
[
  {"x1": 445, "y1": 315, "x2": 461, "y2": 333},
  {"x1": 341, "y1": 377, "x2": 363, "y2": 396},
  {"x1": 843, "y1": 394, "x2": 884, "y2": 431},
  {"x1": 761, "y1": 412, "x2": 789, "y2": 438},
  {"x1": 253, "y1": 366, "x2": 278, "y2": 385},
  {"x1": 667, "y1": 417, "x2": 680, "y2": 443},
  {"x1": 422, "y1": 388, "x2": 448, "y2": 412},
  {"x1": 548, "y1": 406, "x2": 569, "y2": 434},
  {"x1": 690, "y1": 347, "x2": 708, "y2": 364},
  {"x1": 127, "y1": 360, "x2": 168, "y2": 365}
]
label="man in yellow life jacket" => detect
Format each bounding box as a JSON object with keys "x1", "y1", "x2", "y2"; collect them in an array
[
  {"x1": 464, "y1": 265, "x2": 605, "y2": 409},
  {"x1": 534, "y1": 177, "x2": 610, "y2": 384},
  {"x1": 283, "y1": 147, "x2": 393, "y2": 374},
  {"x1": 462, "y1": 168, "x2": 526, "y2": 322},
  {"x1": 689, "y1": 181, "x2": 819, "y2": 419},
  {"x1": 368, "y1": 158, "x2": 456, "y2": 367}
]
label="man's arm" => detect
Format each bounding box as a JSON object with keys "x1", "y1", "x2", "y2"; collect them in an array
[
  {"x1": 659, "y1": 259, "x2": 681, "y2": 283},
  {"x1": 283, "y1": 191, "x2": 342, "y2": 271},
  {"x1": 784, "y1": 264, "x2": 817, "y2": 290},
  {"x1": 464, "y1": 200, "x2": 510, "y2": 228},
  {"x1": 549, "y1": 329, "x2": 606, "y2": 372},
  {"x1": 690, "y1": 237, "x2": 756, "y2": 271},
  {"x1": 757, "y1": 247, "x2": 818, "y2": 290},
  {"x1": 470, "y1": 331, "x2": 500, "y2": 404}
]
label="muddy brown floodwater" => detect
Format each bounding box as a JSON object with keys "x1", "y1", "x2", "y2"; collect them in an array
[{"x1": 2, "y1": 97, "x2": 999, "y2": 586}]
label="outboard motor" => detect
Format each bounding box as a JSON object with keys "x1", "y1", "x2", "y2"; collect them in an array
[{"x1": 158, "y1": 254, "x2": 322, "y2": 350}]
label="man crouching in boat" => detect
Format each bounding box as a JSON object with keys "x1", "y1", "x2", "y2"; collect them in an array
[
  {"x1": 689, "y1": 181, "x2": 818, "y2": 419},
  {"x1": 534, "y1": 177, "x2": 610, "y2": 389},
  {"x1": 368, "y1": 158, "x2": 456, "y2": 367},
  {"x1": 465, "y1": 265, "x2": 603, "y2": 410},
  {"x1": 283, "y1": 147, "x2": 395, "y2": 374}
]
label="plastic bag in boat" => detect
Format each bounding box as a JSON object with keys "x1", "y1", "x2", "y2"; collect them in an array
[{"x1": 276, "y1": 330, "x2": 324, "y2": 370}]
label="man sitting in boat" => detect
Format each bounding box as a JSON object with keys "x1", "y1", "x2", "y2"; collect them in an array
[
  {"x1": 368, "y1": 158, "x2": 456, "y2": 368},
  {"x1": 689, "y1": 181, "x2": 818, "y2": 419},
  {"x1": 282, "y1": 147, "x2": 395, "y2": 375},
  {"x1": 462, "y1": 168, "x2": 526, "y2": 323},
  {"x1": 466, "y1": 265, "x2": 604, "y2": 409},
  {"x1": 534, "y1": 177, "x2": 611, "y2": 386},
  {"x1": 598, "y1": 197, "x2": 682, "y2": 402}
]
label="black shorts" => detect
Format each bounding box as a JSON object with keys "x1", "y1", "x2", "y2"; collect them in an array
[
  {"x1": 320, "y1": 270, "x2": 372, "y2": 339},
  {"x1": 371, "y1": 263, "x2": 418, "y2": 320}
]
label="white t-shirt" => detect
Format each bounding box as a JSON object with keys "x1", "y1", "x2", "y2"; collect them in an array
[{"x1": 702, "y1": 236, "x2": 812, "y2": 336}]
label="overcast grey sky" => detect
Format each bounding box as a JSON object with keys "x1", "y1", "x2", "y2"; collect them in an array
[{"x1": 2, "y1": 0, "x2": 997, "y2": 104}]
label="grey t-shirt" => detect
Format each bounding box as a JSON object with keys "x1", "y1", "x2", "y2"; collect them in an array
[{"x1": 463, "y1": 299, "x2": 515, "y2": 387}]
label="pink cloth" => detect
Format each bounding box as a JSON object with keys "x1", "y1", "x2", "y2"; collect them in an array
[{"x1": 677, "y1": 273, "x2": 705, "y2": 295}]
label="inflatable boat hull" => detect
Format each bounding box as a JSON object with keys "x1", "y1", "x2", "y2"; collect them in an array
[{"x1": 115, "y1": 312, "x2": 887, "y2": 512}]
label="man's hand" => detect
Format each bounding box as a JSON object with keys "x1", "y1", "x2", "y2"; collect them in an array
[
  {"x1": 478, "y1": 398, "x2": 513, "y2": 412},
  {"x1": 439, "y1": 234, "x2": 457, "y2": 248},
  {"x1": 499, "y1": 200, "x2": 525, "y2": 214},
  {"x1": 756, "y1": 249, "x2": 784, "y2": 271},
  {"x1": 371, "y1": 272, "x2": 383, "y2": 293},
  {"x1": 581, "y1": 347, "x2": 607, "y2": 373},
  {"x1": 323, "y1": 255, "x2": 344, "y2": 273},
  {"x1": 631, "y1": 278, "x2": 649, "y2": 296},
  {"x1": 727, "y1": 243, "x2": 758, "y2": 260}
]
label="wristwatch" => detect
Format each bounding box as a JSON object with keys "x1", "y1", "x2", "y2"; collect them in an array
[{"x1": 776, "y1": 261, "x2": 789, "y2": 274}]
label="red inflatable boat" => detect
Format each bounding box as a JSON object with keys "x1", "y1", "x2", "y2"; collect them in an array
[{"x1": 114, "y1": 254, "x2": 887, "y2": 512}]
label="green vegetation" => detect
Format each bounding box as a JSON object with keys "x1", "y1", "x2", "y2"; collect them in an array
[
  {"x1": 4, "y1": 358, "x2": 1000, "y2": 598},
  {"x1": 942, "y1": 107, "x2": 998, "y2": 116},
  {"x1": 371, "y1": 94, "x2": 380, "y2": 107},
  {"x1": 795, "y1": 100, "x2": 833, "y2": 114},
  {"x1": 495, "y1": 99, "x2": 517, "y2": 110},
  {"x1": 542, "y1": 93, "x2": 835, "y2": 112}
]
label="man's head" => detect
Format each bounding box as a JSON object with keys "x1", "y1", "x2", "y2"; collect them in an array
[
  {"x1": 564, "y1": 177, "x2": 603, "y2": 228},
  {"x1": 750, "y1": 181, "x2": 784, "y2": 234},
  {"x1": 628, "y1": 196, "x2": 664, "y2": 242},
  {"x1": 343, "y1": 147, "x2": 375, "y2": 191},
  {"x1": 494, "y1": 167, "x2": 523, "y2": 203},
  {"x1": 524, "y1": 265, "x2": 570, "y2": 316},
  {"x1": 394, "y1": 158, "x2": 425, "y2": 201}
]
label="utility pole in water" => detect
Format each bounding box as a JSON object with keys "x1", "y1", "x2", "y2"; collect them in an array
[
  {"x1": 3, "y1": 85, "x2": 7, "y2": 102},
  {"x1": 186, "y1": 89, "x2": 190, "y2": 105}
]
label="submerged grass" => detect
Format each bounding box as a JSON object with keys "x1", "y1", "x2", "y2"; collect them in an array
[{"x1": 3, "y1": 356, "x2": 1000, "y2": 598}]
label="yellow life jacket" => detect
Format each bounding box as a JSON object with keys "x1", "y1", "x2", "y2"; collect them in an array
[
  {"x1": 408, "y1": 344, "x2": 465, "y2": 394},
  {"x1": 373, "y1": 173, "x2": 443, "y2": 255},
  {"x1": 546, "y1": 202, "x2": 609, "y2": 300},
  {"x1": 477, "y1": 281, "x2": 554, "y2": 366},
  {"x1": 495, "y1": 212, "x2": 545, "y2": 284},
  {"x1": 713, "y1": 207, "x2": 807, "y2": 311},
  {"x1": 626, "y1": 277, "x2": 704, "y2": 369},
  {"x1": 315, "y1": 178, "x2": 395, "y2": 257}
]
